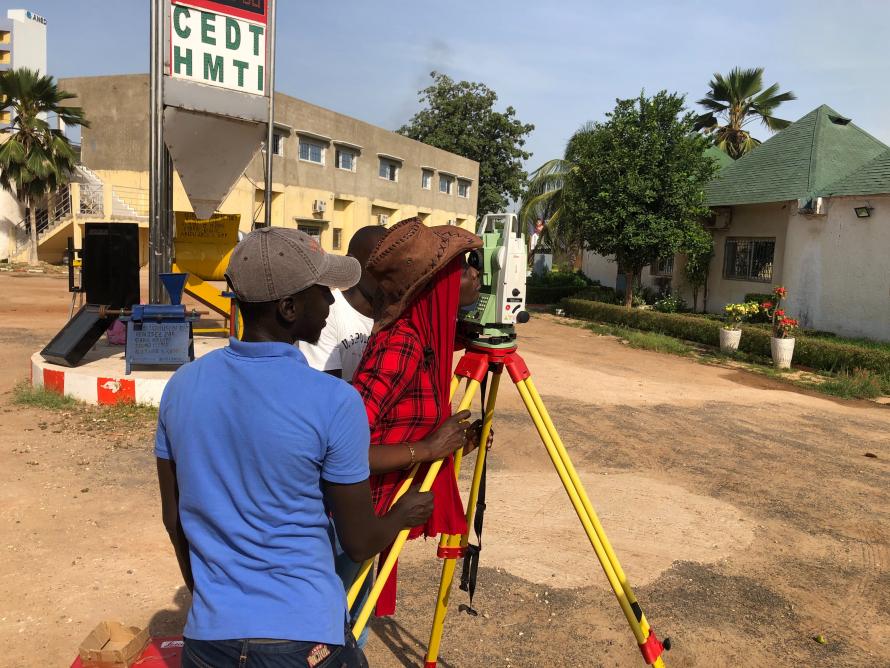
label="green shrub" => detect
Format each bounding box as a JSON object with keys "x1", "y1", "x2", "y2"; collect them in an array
[
  {"x1": 561, "y1": 298, "x2": 890, "y2": 377},
  {"x1": 653, "y1": 294, "x2": 688, "y2": 313},
  {"x1": 573, "y1": 285, "x2": 621, "y2": 304},
  {"x1": 744, "y1": 292, "x2": 773, "y2": 323},
  {"x1": 527, "y1": 270, "x2": 593, "y2": 289},
  {"x1": 527, "y1": 285, "x2": 587, "y2": 304}
]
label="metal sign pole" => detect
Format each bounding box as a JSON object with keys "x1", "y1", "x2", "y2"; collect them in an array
[
  {"x1": 149, "y1": 0, "x2": 173, "y2": 304},
  {"x1": 263, "y1": 0, "x2": 277, "y2": 228}
]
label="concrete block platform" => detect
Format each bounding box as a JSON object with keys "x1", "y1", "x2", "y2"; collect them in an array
[{"x1": 31, "y1": 336, "x2": 228, "y2": 406}]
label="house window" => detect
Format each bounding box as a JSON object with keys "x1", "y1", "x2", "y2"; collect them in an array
[
  {"x1": 271, "y1": 132, "x2": 285, "y2": 156},
  {"x1": 457, "y1": 180, "x2": 470, "y2": 198},
  {"x1": 422, "y1": 170, "x2": 433, "y2": 190},
  {"x1": 652, "y1": 256, "x2": 674, "y2": 276},
  {"x1": 439, "y1": 174, "x2": 453, "y2": 194},
  {"x1": 379, "y1": 158, "x2": 399, "y2": 182},
  {"x1": 299, "y1": 138, "x2": 325, "y2": 165},
  {"x1": 297, "y1": 224, "x2": 322, "y2": 243},
  {"x1": 336, "y1": 148, "x2": 356, "y2": 172},
  {"x1": 332, "y1": 228, "x2": 343, "y2": 250},
  {"x1": 723, "y1": 238, "x2": 775, "y2": 282}
]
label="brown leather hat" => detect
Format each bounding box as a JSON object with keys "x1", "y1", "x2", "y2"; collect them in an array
[{"x1": 367, "y1": 218, "x2": 482, "y2": 332}]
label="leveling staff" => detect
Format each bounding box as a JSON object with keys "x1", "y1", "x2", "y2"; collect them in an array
[{"x1": 155, "y1": 228, "x2": 432, "y2": 668}]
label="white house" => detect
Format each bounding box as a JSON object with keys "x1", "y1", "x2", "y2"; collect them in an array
[{"x1": 582, "y1": 105, "x2": 890, "y2": 341}]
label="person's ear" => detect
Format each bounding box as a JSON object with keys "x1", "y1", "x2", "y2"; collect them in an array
[{"x1": 277, "y1": 294, "x2": 301, "y2": 324}]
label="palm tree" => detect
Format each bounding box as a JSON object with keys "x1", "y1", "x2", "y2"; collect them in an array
[
  {"x1": 0, "y1": 68, "x2": 88, "y2": 265},
  {"x1": 694, "y1": 67, "x2": 796, "y2": 159},
  {"x1": 519, "y1": 122, "x2": 596, "y2": 263}
]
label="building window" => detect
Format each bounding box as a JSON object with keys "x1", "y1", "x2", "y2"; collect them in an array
[
  {"x1": 336, "y1": 148, "x2": 356, "y2": 172},
  {"x1": 297, "y1": 224, "x2": 322, "y2": 242},
  {"x1": 332, "y1": 228, "x2": 343, "y2": 250},
  {"x1": 271, "y1": 132, "x2": 285, "y2": 157},
  {"x1": 422, "y1": 170, "x2": 433, "y2": 190},
  {"x1": 299, "y1": 138, "x2": 325, "y2": 165},
  {"x1": 723, "y1": 238, "x2": 775, "y2": 282},
  {"x1": 457, "y1": 180, "x2": 470, "y2": 198},
  {"x1": 439, "y1": 174, "x2": 453, "y2": 195},
  {"x1": 652, "y1": 256, "x2": 674, "y2": 276},
  {"x1": 379, "y1": 158, "x2": 399, "y2": 182}
]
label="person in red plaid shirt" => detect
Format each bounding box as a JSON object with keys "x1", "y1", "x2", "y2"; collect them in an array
[{"x1": 351, "y1": 218, "x2": 489, "y2": 616}]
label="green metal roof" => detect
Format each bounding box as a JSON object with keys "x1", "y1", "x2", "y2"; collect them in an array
[
  {"x1": 704, "y1": 105, "x2": 889, "y2": 206},
  {"x1": 821, "y1": 148, "x2": 890, "y2": 197}
]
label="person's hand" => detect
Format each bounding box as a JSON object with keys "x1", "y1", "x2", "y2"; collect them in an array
[
  {"x1": 390, "y1": 486, "x2": 434, "y2": 528},
  {"x1": 418, "y1": 410, "x2": 472, "y2": 462},
  {"x1": 463, "y1": 419, "x2": 494, "y2": 455}
]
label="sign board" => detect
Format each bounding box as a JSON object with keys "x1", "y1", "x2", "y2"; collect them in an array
[{"x1": 170, "y1": 0, "x2": 268, "y2": 96}]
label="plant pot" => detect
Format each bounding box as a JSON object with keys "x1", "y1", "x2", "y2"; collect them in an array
[
  {"x1": 771, "y1": 337, "x2": 795, "y2": 369},
  {"x1": 719, "y1": 328, "x2": 742, "y2": 352}
]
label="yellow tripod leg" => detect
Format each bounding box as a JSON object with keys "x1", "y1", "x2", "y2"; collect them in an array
[
  {"x1": 515, "y1": 378, "x2": 666, "y2": 667},
  {"x1": 346, "y1": 376, "x2": 468, "y2": 610},
  {"x1": 524, "y1": 378, "x2": 657, "y2": 638},
  {"x1": 424, "y1": 370, "x2": 501, "y2": 667},
  {"x1": 351, "y1": 378, "x2": 481, "y2": 640}
]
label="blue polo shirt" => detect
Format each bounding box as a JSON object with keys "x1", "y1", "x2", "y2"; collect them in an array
[{"x1": 155, "y1": 338, "x2": 370, "y2": 644}]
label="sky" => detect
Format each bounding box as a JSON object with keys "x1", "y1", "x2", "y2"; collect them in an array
[{"x1": 10, "y1": 0, "x2": 890, "y2": 170}]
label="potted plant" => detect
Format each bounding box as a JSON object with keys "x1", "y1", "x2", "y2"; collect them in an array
[
  {"x1": 761, "y1": 287, "x2": 799, "y2": 368},
  {"x1": 720, "y1": 302, "x2": 758, "y2": 352}
]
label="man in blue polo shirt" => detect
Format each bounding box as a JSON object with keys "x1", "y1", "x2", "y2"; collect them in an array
[{"x1": 155, "y1": 227, "x2": 433, "y2": 668}]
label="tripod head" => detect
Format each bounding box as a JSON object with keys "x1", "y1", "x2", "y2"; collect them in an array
[{"x1": 459, "y1": 213, "x2": 530, "y2": 349}]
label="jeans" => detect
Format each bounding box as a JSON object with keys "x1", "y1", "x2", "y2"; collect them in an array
[
  {"x1": 333, "y1": 522, "x2": 374, "y2": 649},
  {"x1": 182, "y1": 629, "x2": 368, "y2": 668}
]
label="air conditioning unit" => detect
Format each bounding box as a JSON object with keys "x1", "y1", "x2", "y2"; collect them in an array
[
  {"x1": 704, "y1": 207, "x2": 731, "y2": 230},
  {"x1": 798, "y1": 196, "x2": 826, "y2": 216},
  {"x1": 377, "y1": 214, "x2": 389, "y2": 226},
  {"x1": 312, "y1": 199, "x2": 327, "y2": 214}
]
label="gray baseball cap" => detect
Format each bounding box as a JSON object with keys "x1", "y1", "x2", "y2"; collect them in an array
[{"x1": 225, "y1": 227, "x2": 361, "y2": 302}]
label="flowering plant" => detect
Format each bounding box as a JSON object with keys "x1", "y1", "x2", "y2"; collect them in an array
[
  {"x1": 723, "y1": 302, "x2": 759, "y2": 330},
  {"x1": 774, "y1": 316, "x2": 799, "y2": 338},
  {"x1": 761, "y1": 286, "x2": 797, "y2": 338}
]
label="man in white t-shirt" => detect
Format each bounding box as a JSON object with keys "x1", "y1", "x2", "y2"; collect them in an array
[
  {"x1": 299, "y1": 225, "x2": 389, "y2": 649},
  {"x1": 300, "y1": 225, "x2": 388, "y2": 381}
]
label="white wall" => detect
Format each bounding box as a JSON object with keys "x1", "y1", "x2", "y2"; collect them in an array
[
  {"x1": 582, "y1": 251, "x2": 673, "y2": 295},
  {"x1": 705, "y1": 202, "x2": 791, "y2": 309},
  {"x1": 782, "y1": 195, "x2": 890, "y2": 341},
  {"x1": 0, "y1": 186, "x2": 24, "y2": 261},
  {"x1": 7, "y1": 9, "x2": 47, "y2": 73},
  {"x1": 582, "y1": 251, "x2": 618, "y2": 287}
]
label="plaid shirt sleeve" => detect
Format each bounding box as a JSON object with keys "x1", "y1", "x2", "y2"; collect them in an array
[{"x1": 352, "y1": 327, "x2": 423, "y2": 435}]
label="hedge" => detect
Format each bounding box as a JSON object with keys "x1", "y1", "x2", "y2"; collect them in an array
[
  {"x1": 527, "y1": 286, "x2": 587, "y2": 304},
  {"x1": 561, "y1": 298, "x2": 890, "y2": 376}
]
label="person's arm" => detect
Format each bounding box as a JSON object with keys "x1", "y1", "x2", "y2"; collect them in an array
[
  {"x1": 323, "y1": 480, "x2": 432, "y2": 562},
  {"x1": 368, "y1": 412, "x2": 477, "y2": 474},
  {"x1": 354, "y1": 330, "x2": 467, "y2": 474},
  {"x1": 156, "y1": 457, "x2": 194, "y2": 593},
  {"x1": 322, "y1": 387, "x2": 433, "y2": 561}
]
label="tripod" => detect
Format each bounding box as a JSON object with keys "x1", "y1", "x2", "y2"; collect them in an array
[{"x1": 347, "y1": 340, "x2": 669, "y2": 667}]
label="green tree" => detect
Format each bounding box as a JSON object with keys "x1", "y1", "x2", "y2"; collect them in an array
[
  {"x1": 682, "y1": 235, "x2": 714, "y2": 313},
  {"x1": 694, "y1": 67, "x2": 796, "y2": 159},
  {"x1": 0, "y1": 69, "x2": 88, "y2": 265},
  {"x1": 398, "y1": 72, "x2": 534, "y2": 217},
  {"x1": 561, "y1": 91, "x2": 717, "y2": 307}
]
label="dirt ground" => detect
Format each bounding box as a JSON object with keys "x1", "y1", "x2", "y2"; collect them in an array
[{"x1": 1, "y1": 271, "x2": 888, "y2": 667}]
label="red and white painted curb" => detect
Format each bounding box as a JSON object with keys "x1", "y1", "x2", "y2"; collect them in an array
[{"x1": 30, "y1": 353, "x2": 168, "y2": 406}]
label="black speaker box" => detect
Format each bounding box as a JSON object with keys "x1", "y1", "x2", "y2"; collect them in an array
[
  {"x1": 40, "y1": 305, "x2": 113, "y2": 367},
  {"x1": 82, "y1": 223, "x2": 140, "y2": 309}
]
